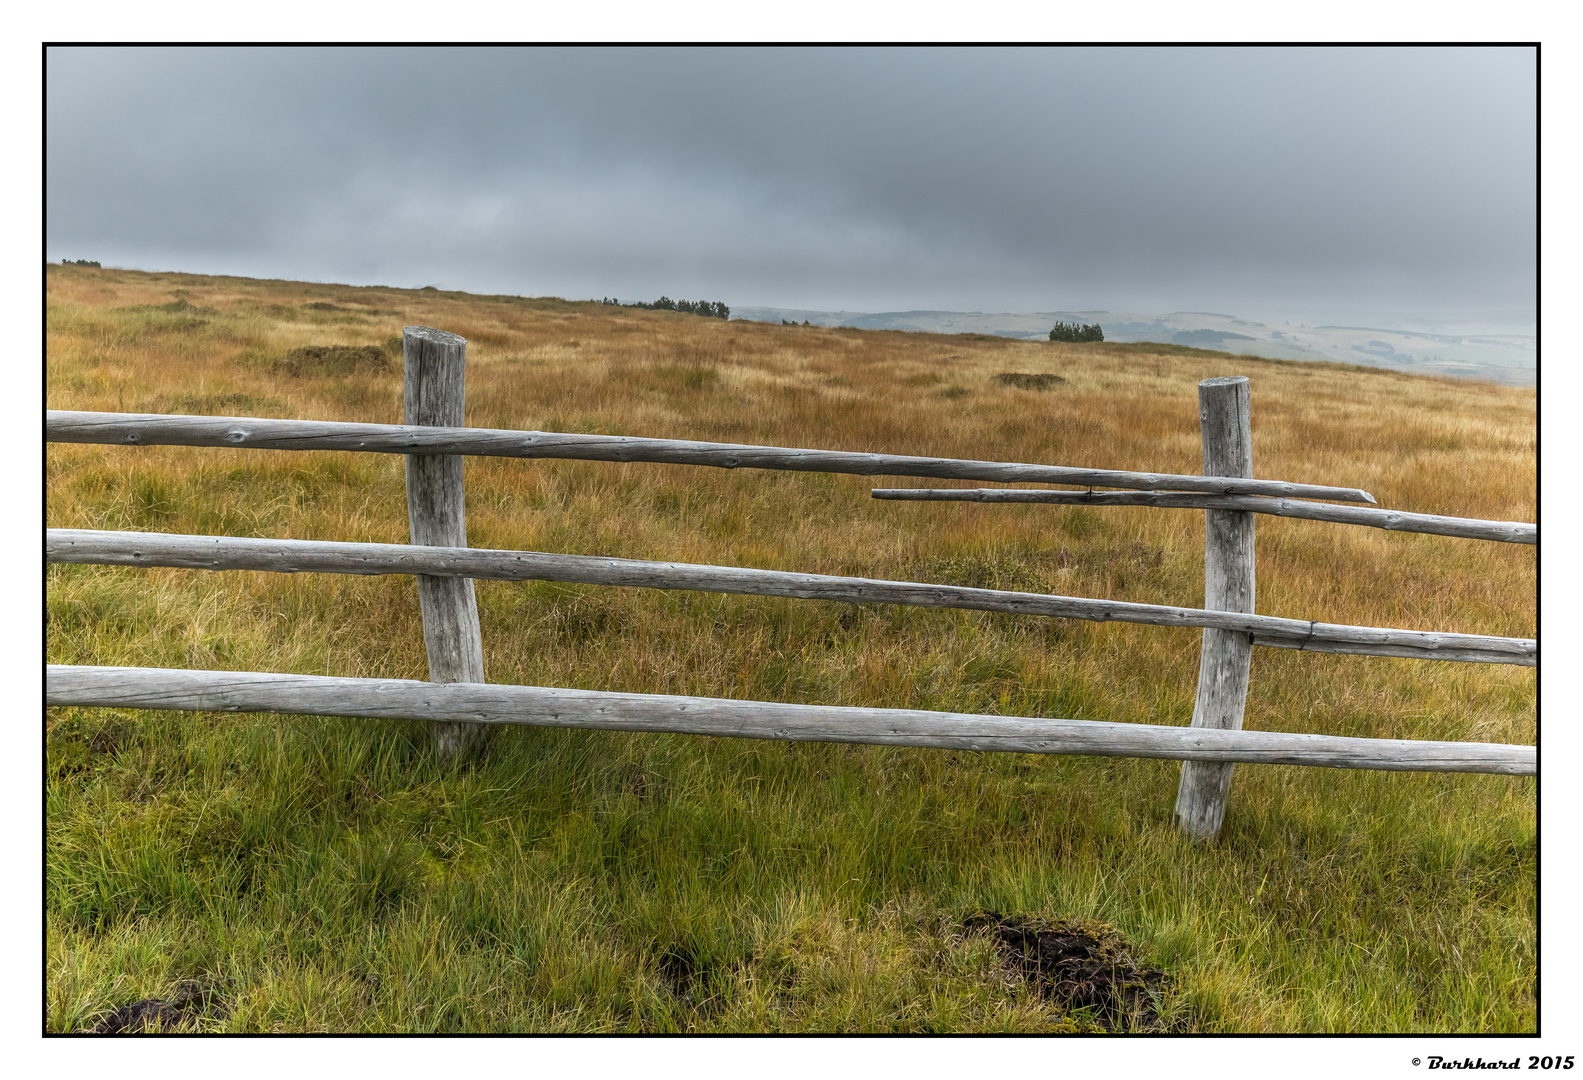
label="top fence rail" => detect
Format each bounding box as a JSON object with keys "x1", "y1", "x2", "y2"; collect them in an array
[{"x1": 47, "y1": 410, "x2": 1379, "y2": 504}]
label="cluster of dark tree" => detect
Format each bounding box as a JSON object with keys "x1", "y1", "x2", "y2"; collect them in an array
[
  {"x1": 782, "y1": 319, "x2": 811, "y2": 326},
  {"x1": 62, "y1": 259, "x2": 101, "y2": 268},
  {"x1": 1049, "y1": 321, "x2": 1104, "y2": 343},
  {"x1": 601, "y1": 296, "x2": 729, "y2": 320}
]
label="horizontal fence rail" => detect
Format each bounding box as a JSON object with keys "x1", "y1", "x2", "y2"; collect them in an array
[
  {"x1": 46, "y1": 410, "x2": 1378, "y2": 504},
  {"x1": 871, "y1": 488, "x2": 1537, "y2": 545},
  {"x1": 47, "y1": 529, "x2": 1537, "y2": 666},
  {"x1": 47, "y1": 666, "x2": 1536, "y2": 776}
]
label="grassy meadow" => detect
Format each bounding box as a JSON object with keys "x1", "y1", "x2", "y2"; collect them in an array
[{"x1": 45, "y1": 265, "x2": 1536, "y2": 1032}]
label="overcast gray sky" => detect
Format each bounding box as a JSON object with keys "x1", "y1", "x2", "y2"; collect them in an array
[{"x1": 45, "y1": 46, "x2": 1536, "y2": 319}]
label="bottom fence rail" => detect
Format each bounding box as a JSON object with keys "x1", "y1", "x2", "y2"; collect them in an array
[{"x1": 46, "y1": 665, "x2": 1535, "y2": 776}]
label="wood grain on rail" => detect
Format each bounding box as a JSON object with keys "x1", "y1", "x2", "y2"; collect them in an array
[
  {"x1": 48, "y1": 529, "x2": 1535, "y2": 666},
  {"x1": 872, "y1": 488, "x2": 1535, "y2": 544},
  {"x1": 46, "y1": 665, "x2": 1535, "y2": 776},
  {"x1": 46, "y1": 410, "x2": 1378, "y2": 503}
]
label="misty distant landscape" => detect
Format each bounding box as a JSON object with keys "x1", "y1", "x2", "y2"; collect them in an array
[{"x1": 734, "y1": 307, "x2": 1536, "y2": 386}]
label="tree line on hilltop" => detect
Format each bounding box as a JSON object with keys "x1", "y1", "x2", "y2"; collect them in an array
[
  {"x1": 601, "y1": 296, "x2": 730, "y2": 320},
  {"x1": 1049, "y1": 321, "x2": 1104, "y2": 343}
]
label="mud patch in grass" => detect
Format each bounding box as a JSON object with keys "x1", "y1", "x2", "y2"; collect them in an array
[
  {"x1": 657, "y1": 948, "x2": 698, "y2": 1000},
  {"x1": 965, "y1": 912, "x2": 1179, "y2": 1031},
  {"x1": 655, "y1": 947, "x2": 726, "y2": 1019},
  {"x1": 83, "y1": 978, "x2": 229, "y2": 1033}
]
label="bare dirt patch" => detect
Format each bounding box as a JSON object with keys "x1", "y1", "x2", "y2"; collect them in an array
[
  {"x1": 965, "y1": 911, "x2": 1179, "y2": 1031},
  {"x1": 83, "y1": 978, "x2": 228, "y2": 1034},
  {"x1": 655, "y1": 946, "x2": 727, "y2": 1019}
]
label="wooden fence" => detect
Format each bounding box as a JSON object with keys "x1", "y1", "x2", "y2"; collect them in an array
[{"x1": 45, "y1": 325, "x2": 1537, "y2": 840}]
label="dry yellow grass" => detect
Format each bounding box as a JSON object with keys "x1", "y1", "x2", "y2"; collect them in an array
[{"x1": 46, "y1": 265, "x2": 1535, "y2": 1032}]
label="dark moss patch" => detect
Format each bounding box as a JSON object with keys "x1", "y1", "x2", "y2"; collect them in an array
[
  {"x1": 158, "y1": 298, "x2": 215, "y2": 315},
  {"x1": 602, "y1": 764, "x2": 665, "y2": 802},
  {"x1": 1054, "y1": 540, "x2": 1167, "y2": 589},
  {"x1": 654, "y1": 946, "x2": 726, "y2": 1019},
  {"x1": 48, "y1": 710, "x2": 142, "y2": 782},
  {"x1": 296, "y1": 301, "x2": 395, "y2": 321},
  {"x1": 992, "y1": 372, "x2": 1067, "y2": 391},
  {"x1": 965, "y1": 911, "x2": 1180, "y2": 1031},
  {"x1": 346, "y1": 833, "x2": 421, "y2": 916},
  {"x1": 908, "y1": 552, "x2": 1050, "y2": 594},
  {"x1": 546, "y1": 590, "x2": 626, "y2": 645},
  {"x1": 273, "y1": 345, "x2": 394, "y2": 378},
  {"x1": 149, "y1": 391, "x2": 286, "y2": 417}
]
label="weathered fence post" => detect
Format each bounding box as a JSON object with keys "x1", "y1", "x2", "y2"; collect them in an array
[
  {"x1": 1175, "y1": 376, "x2": 1255, "y2": 840},
  {"x1": 404, "y1": 326, "x2": 488, "y2": 758}
]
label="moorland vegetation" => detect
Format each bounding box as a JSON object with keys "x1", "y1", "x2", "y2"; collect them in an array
[{"x1": 46, "y1": 264, "x2": 1534, "y2": 1032}]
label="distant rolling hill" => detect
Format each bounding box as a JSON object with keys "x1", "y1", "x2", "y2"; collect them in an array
[{"x1": 731, "y1": 306, "x2": 1535, "y2": 386}]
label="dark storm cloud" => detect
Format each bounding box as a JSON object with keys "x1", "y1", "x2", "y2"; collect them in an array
[{"x1": 46, "y1": 46, "x2": 1535, "y2": 313}]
